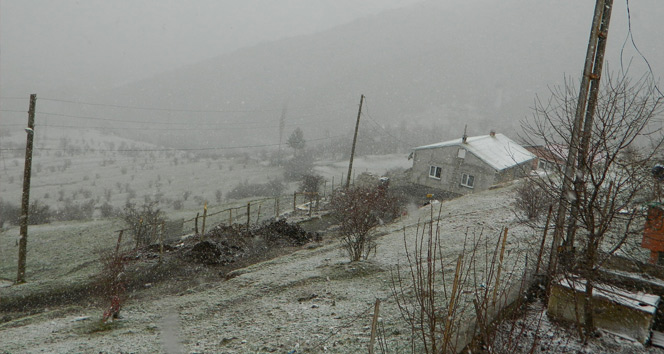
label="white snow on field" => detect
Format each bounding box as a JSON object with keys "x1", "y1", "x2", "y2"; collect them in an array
[{"x1": 0, "y1": 183, "x2": 538, "y2": 353}]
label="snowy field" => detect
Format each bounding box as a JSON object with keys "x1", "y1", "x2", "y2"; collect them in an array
[
  {"x1": 1, "y1": 129, "x2": 663, "y2": 353},
  {"x1": 0, "y1": 183, "x2": 575, "y2": 353}
]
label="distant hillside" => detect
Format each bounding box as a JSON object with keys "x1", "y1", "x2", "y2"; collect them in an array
[{"x1": 99, "y1": 0, "x2": 662, "y2": 150}]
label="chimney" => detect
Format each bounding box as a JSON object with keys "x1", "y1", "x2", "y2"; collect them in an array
[
  {"x1": 462, "y1": 125, "x2": 468, "y2": 143},
  {"x1": 490, "y1": 130, "x2": 496, "y2": 137}
]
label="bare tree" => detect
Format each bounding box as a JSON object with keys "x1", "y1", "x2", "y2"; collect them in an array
[
  {"x1": 122, "y1": 201, "x2": 164, "y2": 247},
  {"x1": 330, "y1": 185, "x2": 402, "y2": 261},
  {"x1": 390, "y1": 204, "x2": 540, "y2": 353},
  {"x1": 521, "y1": 72, "x2": 664, "y2": 339}
]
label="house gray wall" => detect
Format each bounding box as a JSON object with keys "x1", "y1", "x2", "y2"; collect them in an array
[
  {"x1": 410, "y1": 145, "x2": 532, "y2": 195},
  {"x1": 410, "y1": 145, "x2": 497, "y2": 195}
]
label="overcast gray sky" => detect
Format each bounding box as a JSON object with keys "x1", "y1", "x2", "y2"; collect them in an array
[{"x1": 0, "y1": 0, "x2": 422, "y2": 96}]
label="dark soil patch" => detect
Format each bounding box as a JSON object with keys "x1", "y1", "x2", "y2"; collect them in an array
[{"x1": 0, "y1": 220, "x2": 319, "y2": 324}]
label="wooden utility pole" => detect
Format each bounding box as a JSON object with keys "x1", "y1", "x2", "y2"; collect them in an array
[
  {"x1": 16, "y1": 94, "x2": 36, "y2": 284},
  {"x1": 346, "y1": 94, "x2": 364, "y2": 189},
  {"x1": 549, "y1": 0, "x2": 613, "y2": 275},
  {"x1": 565, "y1": 0, "x2": 614, "y2": 252},
  {"x1": 277, "y1": 104, "x2": 287, "y2": 166}
]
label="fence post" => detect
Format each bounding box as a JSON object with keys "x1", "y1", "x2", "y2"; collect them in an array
[
  {"x1": 159, "y1": 221, "x2": 165, "y2": 263},
  {"x1": 228, "y1": 208, "x2": 232, "y2": 226},
  {"x1": 275, "y1": 197, "x2": 280, "y2": 218},
  {"x1": 195, "y1": 212, "x2": 200, "y2": 234},
  {"x1": 492, "y1": 227, "x2": 509, "y2": 305},
  {"x1": 256, "y1": 203, "x2": 262, "y2": 224},
  {"x1": 136, "y1": 218, "x2": 143, "y2": 249},
  {"x1": 201, "y1": 202, "x2": 208, "y2": 238},
  {"x1": 293, "y1": 192, "x2": 297, "y2": 213},
  {"x1": 369, "y1": 298, "x2": 381, "y2": 354},
  {"x1": 246, "y1": 202, "x2": 251, "y2": 230},
  {"x1": 115, "y1": 230, "x2": 124, "y2": 256}
]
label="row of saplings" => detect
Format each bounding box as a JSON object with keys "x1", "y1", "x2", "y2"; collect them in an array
[{"x1": 98, "y1": 184, "x2": 404, "y2": 322}]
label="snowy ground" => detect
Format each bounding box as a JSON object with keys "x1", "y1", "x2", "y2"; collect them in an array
[
  {"x1": 0, "y1": 183, "x2": 544, "y2": 353},
  {"x1": 1, "y1": 150, "x2": 662, "y2": 353}
]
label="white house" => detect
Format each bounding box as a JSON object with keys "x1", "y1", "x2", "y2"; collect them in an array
[{"x1": 410, "y1": 131, "x2": 535, "y2": 195}]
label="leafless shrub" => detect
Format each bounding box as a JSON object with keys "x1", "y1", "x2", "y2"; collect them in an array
[
  {"x1": 0, "y1": 199, "x2": 21, "y2": 228},
  {"x1": 97, "y1": 249, "x2": 132, "y2": 322},
  {"x1": 226, "y1": 179, "x2": 285, "y2": 200},
  {"x1": 28, "y1": 199, "x2": 51, "y2": 225},
  {"x1": 390, "y1": 204, "x2": 540, "y2": 353},
  {"x1": 122, "y1": 201, "x2": 164, "y2": 247},
  {"x1": 330, "y1": 185, "x2": 402, "y2": 261},
  {"x1": 56, "y1": 199, "x2": 96, "y2": 221},
  {"x1": 514, "y1": 178, "x2": 553, "y2": 221}
]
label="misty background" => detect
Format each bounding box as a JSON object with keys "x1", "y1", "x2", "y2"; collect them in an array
[{"x1": 1, "y1": 0, "x2": 663, "y2": 150}]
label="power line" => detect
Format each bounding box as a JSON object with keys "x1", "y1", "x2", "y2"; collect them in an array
[
  {"x1": 33, "y1": 110, "x2": 343, "y2": 127},
  {"x1": 621, "y1": 0, "x2": 663, "y2": 97},
  {"x1": 362, "y1": 99, "x2": 415, "y2": 148},
  {"x1": 0, "y1": 122, "x2": 320, "y2": 132},
  {"x1": 0, "y1": 96, "x2": 29, "y2": 100},
  {"x1": 37, "y1": 97, "x2": 350, "y2": 113},
  {"x1": 0, "y1": 134, "x2": 347, "y2": 153}
]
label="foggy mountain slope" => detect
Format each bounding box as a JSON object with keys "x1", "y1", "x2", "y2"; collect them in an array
[{"x1": 104, "y1": 0, "x2": 662, "y2": 149}]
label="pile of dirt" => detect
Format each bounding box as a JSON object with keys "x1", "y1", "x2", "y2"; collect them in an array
[
  {"x1": 252, "y1": 219, "x2": 319, "y2": 246},
  {"x1": 180, "y1": 220, "x2": 317, "y2": 265}
]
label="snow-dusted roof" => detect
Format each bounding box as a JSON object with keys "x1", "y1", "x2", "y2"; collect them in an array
[
  {"x1": 413, "y1": 133, "x2": 535, "y2": 171},
  {"x1": 556, "y1": 275, "x2": 660, "y2": 314}
]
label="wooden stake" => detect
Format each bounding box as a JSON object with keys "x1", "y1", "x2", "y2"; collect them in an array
[
  {"x1": 246, "y1": 202, "x2": 251, "y2": 230},
  {"x1": 443, "y1": 253, "x2": 464, "y2": 351},
  {"x1": 115, "y1": 230, "x2": 124, "y2": 256},
  {"x1": 492, "y1": 227, "x2": 509, "y2": 304},
  {"x1": 159, "y1": 221, "x2": 165, "y2": 263},
  {"x1": 201, "y1": 202, "x2": 208, "y2": 237},
  {"x1": 136, "y1": 218, "x2": 143, "y2": 250},
  {"x1": 368, "y1": 298, "x2": 381, "y2": 354},
  {"x1": 293, "y1": 192, "x2": 297, "y2": 213},
  {"x1": 194, "y1": 212, "x2": 199, "y2": 234}
]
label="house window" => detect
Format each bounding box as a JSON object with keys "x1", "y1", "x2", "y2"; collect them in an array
[
  {"x1": 458, "y1": 148, "x2": 466, "y2": 159},
  {"x1": 461, "y1": 173, "x2": 475, "y2": 188},
  {"x1": 537, "y1": 159, "x2": 551, "y2": 170},
  {"x1": 429, "y1": 166, "x2": 442, "y2": 179}
]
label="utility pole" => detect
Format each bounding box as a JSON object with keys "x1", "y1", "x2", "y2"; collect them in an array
[
  {"x1": 549, "y1": 0, "x2": 613, "y2": 275},
  {"x1": 565, "y1": 0, "x2": 614, "y2": 252},
  {"x1": 346, "y1": 94, "x2": 364, "y2": 189},
  {"x1": 277, "y1": 103, "x2": 287, "y2": 166},
  {"x1": 17, "y1": 94, "x2": 36, "y2": 284}
]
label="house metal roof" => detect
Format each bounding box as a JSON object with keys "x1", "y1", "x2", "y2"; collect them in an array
[{"x1": 413, "y1": 133, "x2": 535, "y2": 171}]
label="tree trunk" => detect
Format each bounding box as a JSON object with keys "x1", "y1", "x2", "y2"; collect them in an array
[{"x1": 583, "y1": 235, "x2": 596, "y2": 341}]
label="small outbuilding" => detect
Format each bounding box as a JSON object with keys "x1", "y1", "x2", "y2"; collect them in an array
[
  {"x1": 409, "y1": 131, "x2": 535, "y2": 195},
  {"x1": 548, "y1": 274, "x2": 660, "y2": 344}
]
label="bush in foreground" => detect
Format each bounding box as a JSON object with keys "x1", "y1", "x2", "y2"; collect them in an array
[{"x1": 330, "y1": 185, "x2": 402, "y2": 261}]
